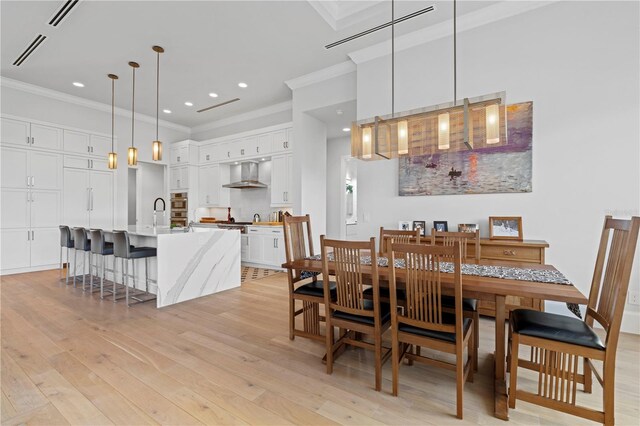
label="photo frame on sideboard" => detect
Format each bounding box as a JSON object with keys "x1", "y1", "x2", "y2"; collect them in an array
[{"x1": 489, "y1": 216, "x2": 523, "y2": 240}]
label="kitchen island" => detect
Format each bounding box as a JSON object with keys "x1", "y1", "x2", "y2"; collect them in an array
[{"x1": 115, "y1": 226, "x2": 240, "y2": 308}]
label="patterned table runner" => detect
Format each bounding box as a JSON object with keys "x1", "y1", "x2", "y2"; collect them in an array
[{"x1": 304, "y1": 253, "x2": 581, "y2": 318}]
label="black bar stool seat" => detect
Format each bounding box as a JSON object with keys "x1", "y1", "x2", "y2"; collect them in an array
[
  {"x1": 90, "y1": 230, "x2": 118, "y2": 298},
  {"x1": 112, "y1": 231, "x2": 157, "y2": 307},
  {"x1": 129, "y1": 247, "x2": 157, "y2": 258}
]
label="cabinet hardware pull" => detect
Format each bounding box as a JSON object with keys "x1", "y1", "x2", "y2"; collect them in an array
[
  {"x1": 32, "y1": 230, "x2": 34, "y2": 240},
  {"x1": 91, "y1": 160, "x2": 93, "y2": 169},
  {"x1": 256, "y1": 146, "x2": 259, "y2": 153},
  {"x1": 241, "y1": 149, "x2": 244, "y2": 155},
  {"x1": 227, "y1": 151, "x2": 230, "y2": 158},
  {"x1": 87, "y1": 159, "x2": 90, "y2": 169},
  {"x1": 27, "y1": 230, "x2": 30, "y2": 241},
  {"x1": 273, "y1": 238, "x2": 276, "y2": 248},
  {"x1": 87, "y1": 146, "x2": 90, "y2": 152},
  {"x1": 26, "y1": 136, "x2": 30, "y2": 145},
  {"x1": 206, "y1": 154, "x2": 210, "y2": 161},
  {"x1": 31, "y1": 137, "x2": 34, "y2": 145},
  {"x1": 32, "y1": 176, "x2": 35, "y2": 187},
  {"x1": 26, "y1": 176, "x2": 30, "y2": 187},
  {"x1": 91, "y1": 146, "x2": 94, "y2": 153},
  {"x1": 177, "y1": 156, "x2": 180, "y2": 162},
  {"x1": 503, "y1": 250, "x2": 516, "y2": 256}
]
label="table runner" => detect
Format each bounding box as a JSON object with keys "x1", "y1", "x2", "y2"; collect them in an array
[{"x1": 304, "y1": 254, "x2": 581, "y2": 318}]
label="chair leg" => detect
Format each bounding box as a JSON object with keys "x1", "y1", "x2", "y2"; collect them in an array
[
  {"x1": 88, "y1": 252, "x2": 93, "y2": 290},
  {"x1": 467, "y1": 325, "x2": 475, "y2": 383},
  {"x1": 473, "y1": 311, "x2": 479, "y2": 371},
  {"x1": 583, "y1": 357, "x2": 593, "y2": 393},
  {"x1": 456, "y1": 344, "x2": 464, "y2": 419},
  {"x1": 100, "y1": 255, "x2": 105, "y2": 299},
  {"x1": 374, "y1": 330, "x2": 382, "y2": 392},
  {"x1": 59, "y1": 246, "x2": 63, "y2": 279},
  {"x1": 391, "y1": 325, "x2": 400, "y2": 396},
  {"x1": 145, "y1": 257, "x2": 149, "y2": 293},
  {"x1": 73, "y1": 249, "x2": 77, "y2": 287},
  {"x1": 289, "y1": 296, "x2": 295, "y2": 340},
  {"x1": 125, "y1": 260, "x2": 130, "y2": 307},
  {"x1": 66, "y1": 248, "x2": 70, "y2": 284},
  {"x1": 508, "y1": 333, "x2": 520, "y2": 409},
  {"x1": 82, "y1": 252, "x2": 87, "y2": 291},
  {"x1": 325, "y1": 317, "x2": 334, "y2": 375},
  {"x1": 603, "y1": 360, "x2": 614, "y2": 426}
]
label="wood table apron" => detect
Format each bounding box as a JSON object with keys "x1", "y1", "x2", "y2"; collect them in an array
[{"x1": 282, "y1": 258, "x2": 588, "y2": 421}]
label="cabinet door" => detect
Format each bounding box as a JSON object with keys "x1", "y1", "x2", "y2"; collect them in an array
[
  {"x1": 1, "y1": 147, "x2": 29, "y2": 188},
  {"x1": 63, "y1": 168, "x2": 90, "y2": 228},
  {"x1": 179, "y1": 166, "x2": 188, "y2": 189},
  {"x1": 248, "y1": 234, "x2": 263, "y2": 263},
  {"x1": 170, "y1": 166, "x2": 180, "y2": 190},
  {"x1": 203, "y1": 165, "x2": 220, "y2": 206},
  {"x1": 200, "y1": 144, "x2": 215, "y2": 163},
  {"x1": 286, "y1": 128, "x2": 294, "y2": 151},
  {"x1": 240, "y1": 137, "x2": 257, "y2": 158},
  {"x1": 275, "y1": 235, "x2": 286, "y2": 266},
  {"x1": 0, "y1": 229, "x2": 30, "y2": 270},
  {"x1": 198, "y1": 166, "x2": 211, "y2": 206},
  {"x1": 90, "y1": 171, "x2": 114, "y2": 229},
  {"x1": 270, "y1": 155, "x2": 287, "y2": 206},
  {"x1": 90, "y1": 135, "x2": 112, "y2": 157},
  {"x1": 241, "y1": 235, "x2": 249, "y2": 260},
  {"x1": 31, "y1": 151, "x2": 62, "y2": 190},
  {"x1": 1, "y1": 118, "x2": 30, "y2": 146},
  {"x1": 172, "y1": 146, "x2": 188, "y2": 164},
  {"x1": 271, "y1": 130, "x2": 287, "y2": 153},
  {"x1": 30, "y1": 228, "x2": 60, "y2": 267},
  {"x1": 0, "y1": 189, "x2": 30, "y2": 228},
  {"x1": 227, "y1": 139, "x2": 243, "y2": 159},
  {"x1": 262, "y1": 236, "x2": 278, "y2": 265},
  {"x1": 257, "y1": 133, "x2": 272, "y2": 157},
  {"x1": 30, "y1": 124, "x2": 62, "y2": 150},
  {"x1": 216, "y1": 142, "x2": 232, "y2": 161},
  {"x1": 31, "y1": 190, "x2": 61, "y2": 228},
  {"x1": 63, "y1": 130, "x2": 90, "y2": 154}
]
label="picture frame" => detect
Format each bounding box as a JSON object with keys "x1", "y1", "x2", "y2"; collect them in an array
[
  {"x1": 412, "y1": 220, "x2": 426, "y2": 236},
  {"x1": 458, "y1": 223, "x2": 479, "y2": 233},
  {"x1": 433, "y1": 221, "x2": 448, "y2": 232},
  {"x1": 489, "y1": 216, "x2": 523, "y2": 240},
  {"x1": 398, "y1": 221, "x2": 412, "y2": 231}
]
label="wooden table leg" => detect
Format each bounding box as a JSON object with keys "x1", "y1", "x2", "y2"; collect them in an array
[{"x1": 494, "y1": 295, "x2": 509, "y2": 420}]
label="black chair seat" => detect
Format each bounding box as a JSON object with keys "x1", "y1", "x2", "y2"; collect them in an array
[
  {"x1": 294, "y1": 280, "x2": 336, "y2": 299},
  {"x1": 399, "y1": 314, "x2": 471, "y2": 343},
  {"x1": 332, "y1": 299, "x2": 391, "y2": 325},
  {"x1": 511, "y1": 309, "x2": 605, "y2": 351},
  {"x1": 363, "y1": 286, "x2": 406, "y2": 300},
  {"x1": 128, "y1": 247, "x2": 157, "y2": 259},
  {"x1": 441, "y1": 295, "x2": 478, "y2": 312},
  {"x1": 65, "y1": 239, "x2": 75, "y2": 248},
  {"x1": 79, "y1": 239, "x2": 91, "y2": 251}
]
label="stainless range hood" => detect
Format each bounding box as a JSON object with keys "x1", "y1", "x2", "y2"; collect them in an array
[{"x1": 223, "y1": 161, "x2": 267, "y2": 189}]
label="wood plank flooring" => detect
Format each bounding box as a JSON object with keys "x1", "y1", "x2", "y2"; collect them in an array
[{"x1": 1, "y1": 269, "x2": 639, "y2": 425}]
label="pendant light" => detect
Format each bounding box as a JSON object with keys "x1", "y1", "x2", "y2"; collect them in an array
[
  {"x1": 128, "y1": 61, "x2": 139, "y2": 166},
  {"x1": 107, "y1": 74, "x2": 118, "y2": 169},
  {"x1": 438, "y1": 0, "x2": 457, "y2": 150},
  {"x1": 152, "y1": 46, "x2": 164, "y2": 161}
]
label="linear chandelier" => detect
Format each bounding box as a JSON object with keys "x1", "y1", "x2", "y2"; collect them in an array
[{"x1": 349, "y1": 0, "x2": 507, "y2": 160}]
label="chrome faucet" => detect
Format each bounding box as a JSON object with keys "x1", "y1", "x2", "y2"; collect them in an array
[{"x1": 153, "y1": 197, "x2": 166, "y2": 228}]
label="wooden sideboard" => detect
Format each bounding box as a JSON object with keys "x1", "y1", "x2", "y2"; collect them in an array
[{"x1": 471, "y1": 239, "x2": 549, "y2": 317}]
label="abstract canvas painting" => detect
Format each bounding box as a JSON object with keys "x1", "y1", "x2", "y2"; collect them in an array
[{"x1": 399, "y1": 102, "x2": 533, "y2": 196}]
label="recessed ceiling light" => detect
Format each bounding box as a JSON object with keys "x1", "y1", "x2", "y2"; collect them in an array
[
  {"x1": 261, "y1": 158, "x2": 266, "y2": 161},
  {"x1": 342, "y1": 127, "x2": 350, "y2": 132},
  {"x1": 72, "y1": 82, "x2": 84, "y2": 87},
  {"x1": 234, "y1": 161, "x2": 239, "y2": 165},
  {"x1": 336, "y1": 109, "x2": 343, "y2": 115},
  {"x1": 163, "y1": 109, "x2": 172, "y2": 114},
  {"x1": 184, "y1": 102, "x2": 193, "y2": 107},
  {"x1": 209, "y1": 92, "x2": 218, "y2": 98},
  {"x1": 238, "y1": 82, "x2": 248, "y2": 88}
]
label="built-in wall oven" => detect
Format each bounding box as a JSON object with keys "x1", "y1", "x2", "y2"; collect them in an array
[{"x1": 170, "y1": 192, "x2": 188, "y2": 227}]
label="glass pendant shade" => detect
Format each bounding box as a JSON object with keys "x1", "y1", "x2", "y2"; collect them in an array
[
  {"x1": 127, "y1": 147, "x2": 138, "y2": 166},
  {"x1": 485, "y1": 103, "x2": 500, "y2": 144},
  {"x1": 438, "y1": 113, "x2": 450, "y2": 149},
  {"x1": 108, "y1": 152, "x2": 118, "y2": 169},
  {"x1": 362, "y1": 127, "x2": 372, "y2": 159},
  {"x1": 397, "y1": 120, "x2": 408, "y2": 155},
  {"x1": 152, "y1": 140, "x2": 162, "y2": 161}
]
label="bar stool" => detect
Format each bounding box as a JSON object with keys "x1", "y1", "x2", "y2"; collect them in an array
[
  {"x1": 112, "y1": 230, "x2": 157, "y2": 306},
  {"x1": 72, "y1": 227, "x2": 92, "y2": 290},
  {"x1": 59, "y1": 225, "x2": 74, "y2": 284},
  {"x1": 89, "y1": 229, "x2": 117, "y2": 299}
]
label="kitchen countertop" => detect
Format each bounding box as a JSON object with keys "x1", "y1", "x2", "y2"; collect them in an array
[{"x1": 125, "y1": 225, "x2": 217, "y2": 237}]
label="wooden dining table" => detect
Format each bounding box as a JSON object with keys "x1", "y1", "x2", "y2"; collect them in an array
[{"x1": 282, "y1": 256, "x2": 588, "y2": 421}]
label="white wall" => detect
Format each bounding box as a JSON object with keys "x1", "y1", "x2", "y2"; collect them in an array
[
  {"x1": 355, "y1": 1, "x2": 640, "y2": 332},
  {"x1": 0, "y1": 85, "x2": 190, "y2": 227},
  {"x1": 326, "y1": 136, "x2": 351, "y2": 238},
  {"x1": 137, "y1": 162, "x2": 168, "y2": 226}
]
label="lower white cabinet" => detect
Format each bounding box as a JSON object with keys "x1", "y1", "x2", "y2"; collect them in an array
[
  {"x1": 0, "y1": 228, "x2": 59, "y2": 271},
  {"x1": 30, "y1": 228, "x2": 60, "y2": 266},
  {"x1": 271, "y1": 154, "x2": 292, "y2": 207},
  {"x1": 243, "y1": 227, "x2": 285, "y2": 268}
]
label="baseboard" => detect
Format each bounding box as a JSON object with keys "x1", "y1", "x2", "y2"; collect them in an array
[{"x1": 1, "y1": 264, "x2": 58, "y2": 276}]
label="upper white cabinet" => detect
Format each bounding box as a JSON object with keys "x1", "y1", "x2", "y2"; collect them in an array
[
  {"x1": 90, "y1": 135, "x2": 112, "y2": 157},
  {"x1": 170, "y1": 165, "x2": 189, "y2": 190},
  {"x1": 64, "y1": 155, "x2": 111, "y2": 172},
  {"x1": 1, "y1": 147, "x2": 61, "y2": 190},
  {"x1": 30, "y1": 151, "x2": 63, "y2": 190},
  {"x1": 63, "y1": 130, "x2": 91, "y2": 154},
  {"x1": 271, "y1": 154, "x2": 293, "y2": 207},
  {"x1": 1, "y1": 118, "x2": 62, "y2": 150},
  {"x1": 197, "y1": 125, "x2": 292, "y2": 164},
  {"x1": 171, "y1": 146, "x2": 189, "y2": 164},
  {"x1": 256, "y1": 133, "x2": 272, "y2": 156},
  {"x1": 198, "y1": 164, "x2": 230, "y2": 207},
  {"x1": 271, "y1": 129, "x2": 293, "y2": 153},
  {"x1": 200, "y1": 144, "x2": 216, "y2": 163}
]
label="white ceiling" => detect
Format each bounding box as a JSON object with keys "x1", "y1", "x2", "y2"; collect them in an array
[
  {"x1": 1, "y1": 1, "x2": 499, "y2": 128},
  {"x1": 306, "y1": 99, "x2": 356, "y2": 140}
]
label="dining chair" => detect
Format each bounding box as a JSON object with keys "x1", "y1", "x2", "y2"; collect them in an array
[
  {"x1": 508, "y1": 216, "x2": 640, "y2": 425},
  {"x1": 321, "y1": 236, "x2": 392, "y2": 391},
  {"x1": 283, "y1": 214, "x2": 335, "y2": 341},
  {"x1": 431, "y1": 228, "x2": 481, "y2": 370},
  {"x1": 389, "y1": 241, "x2": 474, "y2": 419},
  {"x1": 379, "y1": 227, "x2": 421, "y2": 256}
]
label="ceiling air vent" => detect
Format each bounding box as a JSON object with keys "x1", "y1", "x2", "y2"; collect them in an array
[
  {"x1": 12, "y1": 34, "x2": 47, "y2": 66},
  {"x1": 48, "y1": 0, "x2": 81, "y2": 27}
]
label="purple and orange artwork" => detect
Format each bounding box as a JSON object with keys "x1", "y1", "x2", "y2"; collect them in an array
[{"x1": 399, "y1": 102, "x2": 533, "y2": 196}]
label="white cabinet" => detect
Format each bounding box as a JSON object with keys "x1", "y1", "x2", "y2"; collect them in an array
[
  {"x1": 241, "y1": 235, "x2": 249, "y2": 260},
  {"x1": 271, "y1": 129, "x2": 292, "y2": 153},
  {"x1": 171, "y1": 146, "x2": 189, "y2": 164},
  {"x1": 30, "y1": 124, "x2": 62, "y2": 150},
  {"x1": 198, "y1": 164, "x2": 230, "y2": 207},
  {"x1": 63, "y1": 130, "x2": 91, "y2": 154},
  {"x1": 200, "y1": 144, "x2": 216, "y2": 163},
  {"x1": 170, "y1": 166, "x2": 189, "y2": 190},
  {"x1": 31, "y1": 190, "x2": 61, "y2": 228},
  {"x1": 0, "y1": 189, "x2": 30, "y2": 228},
  {"x1": 271, "y1": 154, "x2": 292, "y2": 206},
  {"x1": 1, "y1": 147, "x2": 61, "y2": 190},
  {"x1": 62, "y1": 168, "x2": 112, "y2": 229},
  {"x1": 244, "y1": 227, "x2": 285, "y2": 268},
  {"x1": 1, "y1": 118, "x2": 30, "y2": 146},
  {"x1": 0, "y1": 229, "x2": 31, "y2": 270},
  {"x1": 90, "y1": 135, "x2": 112, "y2": 157},
  {"x1": 248, "y1": 234, "x2": 264, "y2": 263},
  {"x1": 256, "y1": 133, "x2": 272, "y2": 156},
  {"x1": 63, "y1": 155, "x2": 109, "y2": 171},
  {"x1": 1, "y1": 147, "x2": 29, "y2": 188},
  {"x1": 30, "y1": 228, "x2": 60, "y2": 267},
  {"x1": 217, "y1": 142, "x2": 232, "y2": 161}
]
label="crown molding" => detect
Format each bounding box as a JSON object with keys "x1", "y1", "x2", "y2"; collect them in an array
[
  {"x1": 190, "y1": 100, "x2": 292, "y2": 135},
  {"x1": 0, "y1": 76, "x2": 190, "y2": 134},
  {"x1": 348, "y1": 0, "x2": 558, "y2": 64},
  {"x1": 285, "y1": 60, "x2": 356, "y2": 91},
  {"x1": 307, "y1": 1, "x2": 339, "y2": 30},
  {"x1": 307, "y1": 0, "x2": 385, "y2": 31}
]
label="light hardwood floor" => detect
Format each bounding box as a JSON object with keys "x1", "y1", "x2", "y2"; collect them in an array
[{"x1": 1, "y1": 269, "x2": 639, "y2": 425}]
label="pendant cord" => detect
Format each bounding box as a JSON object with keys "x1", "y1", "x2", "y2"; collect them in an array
[
  {"x1": 453, "y1": 0, "x2": 457, "y2": 104},
  {"x1": 131, "y1": 66, "x2": 135, "y2": 149},
  {"x1": 111, "y1": 78, "x2": 115, "y2": 152},
  {"x1": 156, "y1": 51, "x2": 159, "y2": 141},
  {"x1": 391, "y1": 0, "x2": 395, "y2": 116}
]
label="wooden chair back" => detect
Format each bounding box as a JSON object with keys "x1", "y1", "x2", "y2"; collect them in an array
[
  {"x1": 389, "y1": 242, "x2": 464, "y2": 339},
  {"x1": 379, "y1": 227, "x2": 421, "y2": 256},
  {"x1": 430, "y1": 229, "x2": 480, "y2": 260},
  {"x1": 283, "y1": 215, "x2": 315, "y2": 282},
  {"x1": 321, "y1": 236, "x2": 380, "y2": 320},
  {"x1": 585, "y1": 216, "x2": 640, "y2": 349}
]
